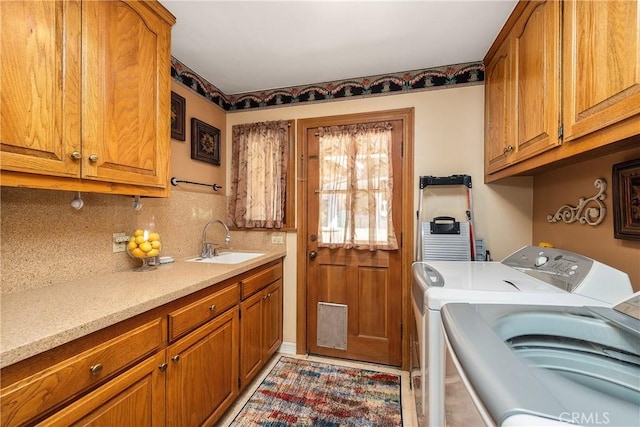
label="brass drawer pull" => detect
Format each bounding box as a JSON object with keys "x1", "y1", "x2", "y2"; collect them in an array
[
  {"x1": 172, "y1": 355, "x2": 180, "y2": 363},
  {"x1": 209, "y1": 304, "x2": 216, "y2": 312},
  {"x1": 158, "y1": 363, "x2": 168, "y2": 372},
  {"x1": 89, "y1": 364, "x2": 103, "y2": 376}
]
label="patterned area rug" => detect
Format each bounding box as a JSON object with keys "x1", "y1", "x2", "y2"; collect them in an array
[{"x1": 230, "y1": 356, "x2": 402, "y2": 426}]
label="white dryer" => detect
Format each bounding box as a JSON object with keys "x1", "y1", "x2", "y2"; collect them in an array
[{"x1": 410, "y1": 245, "x2": 633, "y2": 427}]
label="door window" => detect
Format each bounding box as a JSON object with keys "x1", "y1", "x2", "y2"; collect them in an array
[{"x1": 317, "y1": 122, "x2": 398, "y2": 250}]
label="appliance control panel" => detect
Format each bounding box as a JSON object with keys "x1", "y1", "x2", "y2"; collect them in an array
[{"x1": 502, "y1": 246, "x2": 594, "y2": 292}]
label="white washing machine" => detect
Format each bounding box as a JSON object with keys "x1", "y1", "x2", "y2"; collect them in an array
[
  {"x1": 440, "y1": 293, "x2": 640, "y2": 426},
  {"x1": 410, "y1": 245, "x2": 633, "y2": 427}
]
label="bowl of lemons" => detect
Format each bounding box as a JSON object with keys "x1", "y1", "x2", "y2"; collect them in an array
[{"x1": 127, "y1": 229, "x2": 162, "y2": 271}]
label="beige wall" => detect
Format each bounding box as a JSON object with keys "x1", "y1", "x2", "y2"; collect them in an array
[
  {"x1": 533, "y1": 146, "x2": 640, "y2": 292},
  {"x1": 170, "y1": 81, "x2": 227, "y2": 195},
  {"x1": 226, "y1": 85, "x2": 534, "y2": 344}
]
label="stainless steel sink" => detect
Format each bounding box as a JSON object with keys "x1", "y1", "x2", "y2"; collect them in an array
[{"x1": 186, "y1": 252, "x2": 265, "y2": 265}]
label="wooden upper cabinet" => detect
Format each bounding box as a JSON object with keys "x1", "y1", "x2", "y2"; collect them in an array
[
  {"x1": 484, "y1": 38, "x2": 512, "y2": 174},
  {"x1": 0, "y1": 0, "x2": 81, "y2": 178},
  {"x1": 562, "y1": 0, "x2": 640, "y2": 142},
  {"x1": 512, "y1": 0, "x2": 561, "y2": 160},
  {"x1": 82, "y1": 0, "x2": 172, "y2": 188},
  {"x1": 0, "y1": 0, "x2": 175, "y2": 197},
  {"x1": 484, "y1": 0, "x2": 560, "y2": 175}
]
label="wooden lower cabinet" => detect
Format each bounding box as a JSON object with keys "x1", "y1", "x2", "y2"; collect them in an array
[
  {"x1": 263, "y1": 281, "x2": 283, "y2": 359},
  {"x1": 240, "y1": 279, "x2": 283, "y2": 388},
  {"x1": 0, "y1": 319, "x2": 164, "y2": 427},
  {"x1": 166, "y1": 307, "x2": 239, "y2": 427},
  {"x1": 39, "y1": 352, "x2": 166, "y2": 426},
  {"x1": 0, "y1": 259, "x2": 283, "y2": 427}
]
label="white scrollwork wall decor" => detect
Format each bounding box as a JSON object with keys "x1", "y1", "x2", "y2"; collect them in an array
[{"x1": 547, "y1": 179, "x2": 607, "y2": 226}]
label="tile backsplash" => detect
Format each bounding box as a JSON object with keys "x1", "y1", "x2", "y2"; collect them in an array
[{"x1": 0, "y1": 187, "x2": 284, "y2": 294}]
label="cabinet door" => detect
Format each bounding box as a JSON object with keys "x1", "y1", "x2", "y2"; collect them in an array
[
  {"x1": 166, "y1": 308, "x2": 239, "y2": 427},
  {"x1": 512, "y1": 0, "x2": 561, "y2": 161},
  {"x1": 1, "y1": 318, "x2": 163, "y2": 427},
  {"x1": 484, "y1": 37, "x2": 513, "y2": 174},
  {"x1": 263, "y1": 280, "x2": 283, "y2": 358},
  {"x1": 39, "y1": 352, "x2": 165, "y2": 427},
  {"x1": 239, "y1": 291, "x2": 264, "y2": 388},
  {"x1": 0, "y1": 0, "x2": 81, "y2": 178},
  {"x1": 81, "y1": 0, "x2": 171, "y2": 188},
  {"x1": 563, "y1": 0, "x2": 640, "y2": 142}
]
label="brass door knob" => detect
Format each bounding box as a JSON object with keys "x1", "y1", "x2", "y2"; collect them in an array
[
  {"x1": 88, "y1": 154, "x2": 99, "y2": 162},
  {"x1": 309, "y1": 250, "x2": 318, "y2": 259},
  {"x1": 70, "y1": 151, "x2": 81, "y2": 160}
]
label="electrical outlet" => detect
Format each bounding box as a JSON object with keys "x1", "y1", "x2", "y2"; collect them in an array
[
  {"x1": 271, "y1": 235, "x2": 284, "y2": 244},
  {"x1": 113, "y1": 232, "x2": 128, "y2": 253}
]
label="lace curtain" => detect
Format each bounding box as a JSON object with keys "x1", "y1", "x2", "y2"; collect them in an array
[
  {"x1": 228, "y1": 120, "x2": 290, "y2": 228},
  {"x1": 317, "y1": 122, "x2": 398, "y2": 250}
]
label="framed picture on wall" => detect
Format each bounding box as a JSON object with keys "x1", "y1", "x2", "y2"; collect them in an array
[
  {"x1": 171, "y1": 91, "x2": 186, "y2": 141},
  {"x1": 612, "y1": 158, "x2": 640, "y2": 240},
  {"x1": 191, "y1": 118, "x2": 221, "y2": 166}
]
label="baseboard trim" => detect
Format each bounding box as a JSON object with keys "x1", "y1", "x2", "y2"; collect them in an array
[{"x1": 278, "y1": 341, "x2": 296, "y2": 354}]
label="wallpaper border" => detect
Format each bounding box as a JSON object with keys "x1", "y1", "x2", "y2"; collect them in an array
[{"x1": 171, "y1": 56, "x2": 484, "y2": 112}]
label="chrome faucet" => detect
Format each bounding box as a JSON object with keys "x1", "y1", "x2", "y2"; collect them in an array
[{"x1": 201, "y1": 220, "x2": 231, "y2": 258}]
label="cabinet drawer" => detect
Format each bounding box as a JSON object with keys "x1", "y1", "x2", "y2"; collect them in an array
[
  {"x1": 241, "y1": 263, "x2": 282, "y2": 300},
  {"x1": 168, "y1": 283, "x2": 239, "y2": 341},
  {"x1": 1, "y1": 318, "x2": 163, "y2": 427}
]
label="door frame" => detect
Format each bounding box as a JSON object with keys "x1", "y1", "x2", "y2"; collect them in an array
[{"x1": 296, "y1": 108, "x2": 415, "y2": 369}]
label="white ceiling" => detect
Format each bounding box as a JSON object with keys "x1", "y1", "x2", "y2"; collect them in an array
[{"x1": 161, "y1": 0, "x2": 517, "y2": 95}]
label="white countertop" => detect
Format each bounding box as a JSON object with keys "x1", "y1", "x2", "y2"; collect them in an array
[{"x1": 0, "y1": 250, "x2": 286, "y2": 369}]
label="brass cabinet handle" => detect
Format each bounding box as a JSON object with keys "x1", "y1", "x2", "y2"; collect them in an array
[
  {"x1": 89, "y1": 364, "x2": 103, "y2": 376},
  {"x1": 209, "y1": 304, "x2": 216, "y2": 312},
  {"x1": 88, "y1": 154, "x2": 99, "y2": 162},
  {"x1": 171, "y1": 355, "x2": 180, "y2": 363},
  {"x1": 506, "y1": 145, "x2": 514, "y2": 152},
  {"x1": 158, "y1": 363, "x2": 168, "y2": 372},
  {"x1": 70, "y1": 151, "x2": 82, "y2": 160}
]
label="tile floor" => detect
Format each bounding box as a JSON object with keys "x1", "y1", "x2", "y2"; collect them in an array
[{"x1": 218, "y1": 352, "x2": 417, "y2": 426}]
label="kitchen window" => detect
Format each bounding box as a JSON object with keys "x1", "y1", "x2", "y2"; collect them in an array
[{"x1": 227, "y1": 120, "x2": 295, "y2": 229}]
